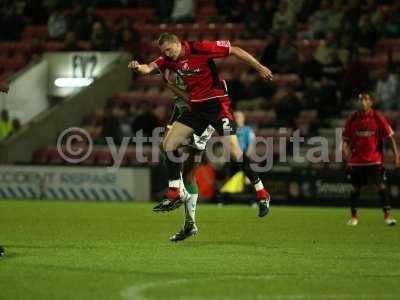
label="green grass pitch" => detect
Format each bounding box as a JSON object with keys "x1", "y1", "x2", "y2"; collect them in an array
[{"x1": 0, "y1": 200, "x2": 399, "y2": 300}]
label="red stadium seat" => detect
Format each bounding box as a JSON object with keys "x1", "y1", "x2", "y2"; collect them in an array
[
  {"x1": 44, "y1": 42, "x2": 64, "y2": 52},
  {"x1": 22, "y1": 26, "x2": 48, "y2": 39},
  {"x1": 32, "y1": 148, "x2": 49, "y2": 164},
  {"x1": 47, "y1": 148, "x2": 64, "y2": 165},
  {"x1": 95, "y1": 148, "x2": 113, "y2": 166}
]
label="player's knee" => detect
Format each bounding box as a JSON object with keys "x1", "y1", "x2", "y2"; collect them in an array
[{"x1": 162, "y1": 137, "x2": 176, "y2": 151}]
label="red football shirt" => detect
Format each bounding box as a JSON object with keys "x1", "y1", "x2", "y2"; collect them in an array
[
  {"x1": 153, "y1": 40, "x2": 231, "y2": 102},
  {"x1": 342, "y1": 110, "x2": 394, "y2": 166}
]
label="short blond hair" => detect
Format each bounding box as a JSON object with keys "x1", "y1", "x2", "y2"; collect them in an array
[{"x1": 157, "y1": 32, "x2": 179, "y2": 46}]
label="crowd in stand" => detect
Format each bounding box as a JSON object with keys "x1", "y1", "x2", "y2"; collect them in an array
[{"x1": 1, "y1": 0, "x2": 400, "y2": 147}]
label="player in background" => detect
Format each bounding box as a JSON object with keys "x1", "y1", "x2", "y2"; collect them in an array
[
  {"x1": 0, "y1": 80, "x2": 9, "y2": 257},
  {"x1": 129, "y1": 33, "x2": 273, "y2": 218},
  {"x1": 234, "y1": 110, "x2": 255, "y2": 155},
  {"x1": 158, "y1": 69, "x2": 215, "y2": 242},
  {"x1": 342, "y1": 92, "x2": 400, "y2": 226}
]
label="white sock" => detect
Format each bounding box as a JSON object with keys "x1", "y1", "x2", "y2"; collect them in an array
[
  {"x1": 185, "y1": 193, "x2": 198, "y2": 223},
  {"x1": 254, "y1": 180, "x2": 264, "y2": 192},
  {"x1": 178, "y1": 172, "x2": 187, "y2": 196}
]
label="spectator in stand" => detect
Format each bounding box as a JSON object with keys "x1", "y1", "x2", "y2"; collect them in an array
[
  {"x1": 327, "y1": 0, "x2": 345, "y2": 33},
  {"x1": 297, "y1": 0, "x2": 321, "y2": 23},
  {"x1": 0, "y1": 109, "x2": 13, "y2": 141},
  {"x1": 0, "y1": 4, "x2": 26, "y2": 41},
  {"x1": 275, "y1": 31, "x2": 299, "y2": 73},
  {"x1": 11, "y1": 118, "x2": 21, "y2": 136},
  {"x1": 308, "y1": 0, "x2": 334, "y2": 39},
  {"x1": 344, "y1": 0, "x2": 362, "y2": 27},
  {"x1": 287, "y1": 0, "x2": 305, "y2": 18},
  {"x1": 244, "y1": 0, "x2": 269, "y2": 38},
  {"x1": 274, "y1": 88, "x2": 302, "y2": 127},
  {"x1": 361, "y1": 0, "x2": 384, "y2": 28},
  {"x1": 215, "y1": 0, "x2": 245, "y2": 23},
  {"x1": 314, "y1": 31, "x2": 338, "y2": 66},
  {"x1": 357, "y1": 13, "x2": 380, "y2": 54},
  {"x1": 77, "y1": 6, "x2": 105, "y2": 41},
  {"x1": 62, "y1": 31, "x2": 82, "y2": 51},
  {"x1": 27, "y1": 37, "x2": 45, "y2": 60},
  {"x1": 114, "y1": 16, "x2": 141, "y2": 55},
  {"x1": 24, "y1": 0, "x2": 48, "y2": 25},
  {"x1": 272, "y1": 0, "x2": 296, "y2": 34},
  {"x1": 299, "y1": 49, "x2": 323, "y2": 83},
  {"x1": 102, "y1": 103, "x2": 121, "y2": 145},
  {"x1": 68, "y1": 2, "x2": 85, "y2": 37},
  {"x1": 170, "y1": 0, "x2": 194, "y2": 23},
  {"x1": 47, "y1": 5, "x2": 68, "y2": 40},
  {"x1": 153, "y1": 0, "x2": 174, "y2": 23},
  {"x1": 131, "y1": 102, "x2": 160, "y2": 138},
  {"x1": 341, "y1": 51, "x2": 370, "y2": 101},
  {"x1": 260, "y1": 34, "x2": 279, "y2": 69},
  {"x1": 322, "y1": 50, "x2": 344, "y2": 83},
  {"x1": 374, "y1": 68, "x2": 399, "y2": 110},
  {"x1": 385, "y1": 2, "x2": 400, "y2": 37},
  {"x1": 262, "y1": 0, "x2": 277, "y2": 33},
  {"x1": 317, "y1": 76, "x2": 341, "y2": 118},
  {"x1": 337, "y1": 33, "x2": 352, "y2": 66},
  {"x1": 90, "y1": 21, "x2": 112, "y2": 51}
]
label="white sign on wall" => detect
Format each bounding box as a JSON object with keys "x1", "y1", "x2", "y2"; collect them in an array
[{"x1": 0, "y1": 166, "x2": 150, "y2": 202}]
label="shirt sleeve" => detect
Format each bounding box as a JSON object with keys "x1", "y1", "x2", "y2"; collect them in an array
[
  {"x1": 192, "y1": 40, "x2": 231, "y2": 58},
  {"x1": 152, "y1": 56, "x2": 166, "y2": 71},
  {"x1": 376, "y1": 113, "x2": 394, "y2": 138}
]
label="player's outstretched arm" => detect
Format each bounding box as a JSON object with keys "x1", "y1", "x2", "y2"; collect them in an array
[
  {"x1": 0, "y1": 81, "x2": 9, "y2": 93},
  {"x1": 387, "y1": 136, "x2": 400, "y2": 168},
  {"x1": 128, "y1": 60, "x2": 158, "y2": 75},
  {"x1": 229, "y1": 46, "x2": 273, "y2": 81}
]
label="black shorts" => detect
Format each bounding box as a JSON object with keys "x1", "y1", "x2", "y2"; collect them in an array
[
  {"x1": 346, "y1": 165, "x2": 386, "y2": 187},
  {"x1": 178, "y1": 96, "x2": 237, "y2": 136}
]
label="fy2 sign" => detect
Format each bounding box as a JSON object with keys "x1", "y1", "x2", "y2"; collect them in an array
[{"x1": 72, "y1": 54, "x2": 98, "y2": 78}]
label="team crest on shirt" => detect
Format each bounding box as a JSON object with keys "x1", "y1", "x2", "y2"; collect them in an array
[
  {"x1": 356, "y1": 130, "x2": 374, "y2": 137},
  {"x1": 177, "y1": 62, "x2": 200, "y2": 77}
]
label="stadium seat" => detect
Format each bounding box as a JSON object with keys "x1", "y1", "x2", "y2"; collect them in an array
[
  {"x1": 22, "y1": 26, "x2": 48, "y2": 39},
  {"x1": 95, "y1": 148, "x2": 113, "y2": 166},
  {"x1": 32, "y1": 148, "x2": 50, "y2": 164}
]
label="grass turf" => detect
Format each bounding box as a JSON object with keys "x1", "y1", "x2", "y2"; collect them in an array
[{"x1": 0, "y1": 200, "x2": 399, "y2": 300}]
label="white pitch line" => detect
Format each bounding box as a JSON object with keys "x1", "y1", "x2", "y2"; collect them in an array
[{"x1": 121, "y1": 275, "x2": 397, "y2": 300}]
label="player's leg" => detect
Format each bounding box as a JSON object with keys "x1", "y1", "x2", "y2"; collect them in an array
[
  {"x1": 0, "y1": 246, "x2": 4, "y2": 257},
  {"x1": 347, "y1": 185, "x2": 361, "y2": 226},
  {"x1": 170, "y1": 125, "x2": 213, "y2": 242},
  {"x1": 346, "y1": 166, "x2": 362, "y2": 226},
  {"x1": 153, "y1": 121, "x2": 193, "y2": 212},
  {"x1": 183, "y1": 148, "x2": 200, "y2": 223},
  {"x1": 170, "y1": 148, "x2": 201, "y2": 242},
  {"x1": 375, "y1": 166, "x2": 396, "y2": 225},
  {"x1": 155, "y1": 110, "x2": 208, "y2": 212},
  {"x1": 222, "y1": 133, "x2": 271, "y2": 217},
  {"x1": 209, "y1": 96, "x2": 270, "y2": 217}
]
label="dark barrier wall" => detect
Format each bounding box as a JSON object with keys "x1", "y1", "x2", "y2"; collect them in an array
[{"x1": 152, "y1": 166, "x2": 400, "y2": 207}]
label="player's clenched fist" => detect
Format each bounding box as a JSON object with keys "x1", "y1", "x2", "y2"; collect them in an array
[{"x1": 128, "y1": 60, "x2": 140, "y2": 70}]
